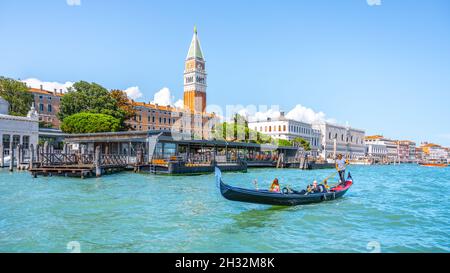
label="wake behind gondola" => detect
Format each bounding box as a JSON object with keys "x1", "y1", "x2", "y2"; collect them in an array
[{"x1": 215, "y1": 167, "x2": 353, "y2": 206}]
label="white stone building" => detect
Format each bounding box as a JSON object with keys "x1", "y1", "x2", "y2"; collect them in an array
[
  {"x1": 0, "y1": 97, "x2": 39, "y2": 163},
  {"x1": 248, "y1": 113, "x2": 321, "y2": 156},
  {"x1": 364, "y1": 135, "x2": 388, "y2": 162},
  {"x1": 312, "y1": 122, "x2": 366, "y2": 160}
]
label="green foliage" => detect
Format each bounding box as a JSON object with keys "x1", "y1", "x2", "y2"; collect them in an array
[
  {"x1": 0, "y1": 77, "x2": 34, "y2": 116},
  {"x1": 39, "y1": 121, "x2": 53, "y2": 128},
  {"x1": 276, "y1": 139, "x2": 293, "y2": 147},
  {"x1": 212, "y1": 113, "x2": 273, "y2": 144},
  {"x1": 293, "y1": 137, "x2": 311, "y2": 151},
  {"x1": 59, "y1": 81, "x2": 126, "y2": 123},
  {"x1": 61, "y1": 112, "x2": 121, "y2": 133}
]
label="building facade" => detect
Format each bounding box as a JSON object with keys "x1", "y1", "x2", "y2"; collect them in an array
[
  {"x1": 313, "y1": 122, "x2": 366, "y2": 160},
  {"x1": 365, "y1": 135, "x2": 388, "y2": 162},
  {"x1": 418, "y1": 143, "x2": 448, "y2": 162},
  {"x1": 27, "y1": 86, "x2": 63, "y2": 128},
  {"x1": 248, "y1": 113, "x2": 321, "y2": 156},
  {"x1": 397, "y1": 140, "x2": 416, "y2": 163},
  {"x1": 0, "y1": 97, "x2": 39, "y2": 161}
]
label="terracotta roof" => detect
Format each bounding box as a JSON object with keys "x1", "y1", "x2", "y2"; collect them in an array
[
  {"x1": 28, "y1": 88, "x2": 63, "y2": 97},
  {"x1": 365, "y1": 135, "x2": 384, "y2": 140}
]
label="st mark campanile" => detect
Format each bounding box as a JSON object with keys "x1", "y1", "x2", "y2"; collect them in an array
[{"x1": 183, "y1": 26, "x2": 207, "y2": 113}]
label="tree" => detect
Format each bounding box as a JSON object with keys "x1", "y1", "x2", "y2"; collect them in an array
[
  {"x1": 61, "y1": 112, "x2": 121, "y2": 133},
  {"x1": 110, "y1": 89, "x2": 136, "y2": 119},
  {"x1": 293, "y1": 137, "x2": 311, "y2": 151},
  {"x1": 212, "y1": 113, "x2": 272, "y2": 144},
  {"x1": 58, "y1": 81, "x2": 126, "y2": 122},
  {"x1": 0, "y1": 77, "x2": 34, "y2": 116},
  {"x1": 277, "y1": 139, "x2": 293, "y2": 147}
]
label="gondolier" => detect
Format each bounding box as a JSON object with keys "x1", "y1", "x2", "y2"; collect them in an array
[{"x1": 336, "y1": 154, "x2": 349, "y2": 184}]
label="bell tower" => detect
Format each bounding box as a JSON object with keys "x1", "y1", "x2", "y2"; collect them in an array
[{"x1": 184, "y1": 26, "x2": 207, "y2": 113}]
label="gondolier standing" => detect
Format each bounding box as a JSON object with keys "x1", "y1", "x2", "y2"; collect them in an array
[{"x1": 336, "y1": 154, "x2": 348, "y2": 184}]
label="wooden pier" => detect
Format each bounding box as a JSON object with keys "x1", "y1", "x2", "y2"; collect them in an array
[{"x1": 29, "y1": 143, "x2": 129, "y2": 178}]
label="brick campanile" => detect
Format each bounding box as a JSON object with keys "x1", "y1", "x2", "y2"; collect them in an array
[{"x1": 183, "y1": 26, "x2": 207, "y2": 113}]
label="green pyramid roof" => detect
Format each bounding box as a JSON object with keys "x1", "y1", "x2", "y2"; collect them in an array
[{"x1": 186, "y1": 26, "x2": 204, "y2": 60}]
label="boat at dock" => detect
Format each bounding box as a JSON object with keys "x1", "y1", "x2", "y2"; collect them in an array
[
  {"x1": 215, "y1": 167, "x2": 353, "y2": 206},
  {"x1": 419, "y1": 162, "x2": 448, "y2": 168}
]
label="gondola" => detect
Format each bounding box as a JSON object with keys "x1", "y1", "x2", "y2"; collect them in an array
[{"x1": 215, "y1": 167, "x2": 353, "y2": 206}]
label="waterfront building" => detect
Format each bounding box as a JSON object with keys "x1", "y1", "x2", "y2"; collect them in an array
[
  {"x1": 365, "y1": 135, "x2": 399, "y2": 163},
  {"x1": 418, "y1": 143, "x2": 448, "y2": 162},
  {"x1": 27, "y1": 85, "x2": 63, "y2": 128},
  {"x1": 248, "y1": 112, "x2": 321, "y2": 156},
  {"x1": 397, "y1": 140, "x2": 416, "y2": 163},
  {"x1": 313, "y1": 122, "x2": 366, "y2": 160},
  {"x1": 364, "y1": 135, "x2": 388, "y2": 162},
  {"x1": 0, "y1": 97, "x2": 39, "y2": 161}
]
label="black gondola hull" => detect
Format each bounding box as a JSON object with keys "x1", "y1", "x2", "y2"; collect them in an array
[{"x1": 219, "y1": 180, "x2": 352, "y2": 206}]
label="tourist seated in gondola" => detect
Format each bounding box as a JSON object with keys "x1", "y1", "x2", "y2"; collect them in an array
[{"x1": 269, "y1": 178, "x2": 281, "y2": 193}]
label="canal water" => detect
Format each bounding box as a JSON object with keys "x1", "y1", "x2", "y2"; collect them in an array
[{"x1": 0, "y1": 165, "x2": 448, "y2": 253}]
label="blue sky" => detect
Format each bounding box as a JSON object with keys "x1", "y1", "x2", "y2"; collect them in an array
[{"x1": 0, "y1": 0, "x2": 449, "y2": 145}]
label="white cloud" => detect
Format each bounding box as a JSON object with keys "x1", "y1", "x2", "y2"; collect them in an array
[
  {"x1": 66, "y1": 0, "x2": 81, "y2": 6},
  {"x1": 239, "y1": 104, "x2": 336, "y2": 125},
  {"x1": 150, "y1": 87, "x2": 183, "y2": 108},
  {"x1": 367, "y1": 0, "x2": 381, "y2": 6},
  {"x1": 22, "y1": 78, "x2": 74, "y2": 93},
  {"x1": 286, "y1": 104, "x2": 336, "y2": 124},
  {"x1": 174, "y1": 99, "x2": 184, "y2": 109},
  {"x1": 239, "y1": 107, "x2": 281, "y2": 123},
  {"x1": 124, "y1": 86, "x2": 143, "y2": 100}
]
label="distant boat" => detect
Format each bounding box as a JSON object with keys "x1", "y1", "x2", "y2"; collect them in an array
[{"x1": 419, "y1": 162, "x2": 448, "y2": 168}]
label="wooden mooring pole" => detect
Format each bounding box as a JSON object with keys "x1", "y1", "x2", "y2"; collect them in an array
[
  {"x1": 0, "y1": 144, "x2": 4, "y2": 168},
  {"x1": 95, "y1": 146, "x2": 101, "y2": 177},
  {"x1": 29, "y1": 144, "x2": 34, "y2": 170},
  {"x1": 9, "y1": 145, "x2": 14, "y2": 172}
]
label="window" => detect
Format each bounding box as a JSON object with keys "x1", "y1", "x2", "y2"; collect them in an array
[
  {"x1": 39, "y1": 103, "x2": 44, "y2": 112},
  {"x1": 283, "y1": 125, "x2": 286, "y2": 132},
  {"x1": 279, "y1": 125, "x2": 281, "y2": 132},
  {"x1": 152, "y1": 116, "x2": 155, "y2": 123},
  {"x1": 12, "y1": 135, "x2": 20, "y2": 148},
  {"x1": 159, "y1": 117, "x2": 162, "y2": 123},
  {"x1": 269, "y1": 126, "x2": 272, "y2": 132},
  {"x1": 22, "y1": 136, "x2": 30, "y2": 149},
  {"x1": 47, "y1": 104, "x2": 52, "y2": 112},
  {"x1": 2, "y1": 134, "x2": 10, "y2": 149}
]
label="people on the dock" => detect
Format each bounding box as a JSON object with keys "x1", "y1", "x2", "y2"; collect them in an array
[
  {"x1": 336, "y1": 154, "x2": 349, "y2": 184},
  {"x1": 270, "y1": 178, "x2": 281, "y2": 193}
]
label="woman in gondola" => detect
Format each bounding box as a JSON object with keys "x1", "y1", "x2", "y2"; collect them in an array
[{"x1": 269, "y1": 178, "x2": 281, "y2": 193}]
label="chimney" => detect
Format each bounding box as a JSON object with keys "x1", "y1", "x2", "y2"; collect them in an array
[
  {"x1": 60, "y1": 89, "x2": 63, "y2": 94},
  {"x1": 40, "y1": 85, "x2": 43, "y2": 91},
  {"x1": 280, "y1": 111, "x2": 285, "y2": 117},
  {"x1": 54, "y1": 88, "x2": 57, "y2": 94}
]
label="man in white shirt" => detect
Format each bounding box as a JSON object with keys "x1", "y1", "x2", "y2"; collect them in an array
[{"x1": 336, "y1": 154, "x2": 348, "y2": 184}]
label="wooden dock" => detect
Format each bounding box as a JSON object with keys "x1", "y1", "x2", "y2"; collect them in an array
[{"x1": 29, "y1": 143, "x2": 129, "y2": 178}]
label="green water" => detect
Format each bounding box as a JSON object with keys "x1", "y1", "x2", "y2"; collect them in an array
[{"x1": 0, "y1": 165, "x2": 448, "y2": 253}]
